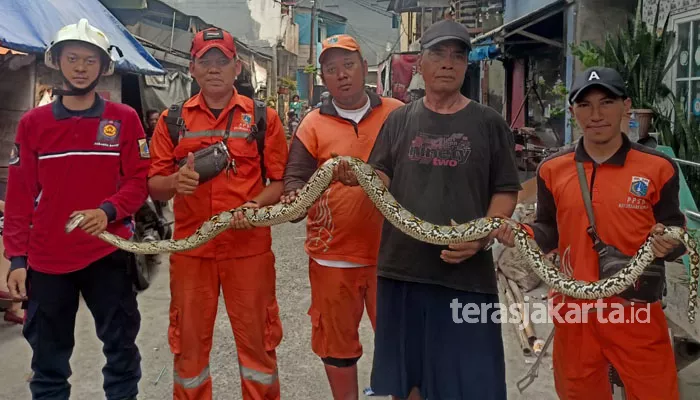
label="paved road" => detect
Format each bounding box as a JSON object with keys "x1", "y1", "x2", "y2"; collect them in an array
[{"x1": 3, "y1": 220, "x2": 697, "y2": 399}]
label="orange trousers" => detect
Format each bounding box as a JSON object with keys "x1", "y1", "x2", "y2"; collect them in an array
[
  {"x1": 552, "y1": 301, "x2": 678, "y2": 399},
  {"x1": 307, "y1": 259, "x2": 376, "y2": 360},
  {"x1": 168, "y1": 251, "x2": 283, "y2": 400}
]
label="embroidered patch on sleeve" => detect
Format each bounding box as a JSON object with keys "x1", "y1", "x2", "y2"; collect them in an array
[
  {"x1": 8, "y1": 143, "x2": 19, "y2": 166},
  {"x1": 138, "y1": 138, "x2": 150, "y2": 159}
]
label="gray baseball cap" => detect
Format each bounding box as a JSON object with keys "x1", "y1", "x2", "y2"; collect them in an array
[{"x1": 420, "y1": 19, "x2": 472, "y2": 51}]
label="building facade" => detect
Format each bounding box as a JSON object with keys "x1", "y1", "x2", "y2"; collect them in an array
[
  {"x1": 646, "y1": 0, "x2": 700, "y2": 121},
  {"x1": 293, "y1": 5, "x2": 347, "y2": 102}
]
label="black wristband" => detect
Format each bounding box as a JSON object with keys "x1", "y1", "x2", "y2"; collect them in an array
[{"x1": 9, "y1": 256, "x2": 27, "y2": 272}]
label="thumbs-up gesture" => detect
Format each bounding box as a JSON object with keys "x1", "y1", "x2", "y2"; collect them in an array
[{"x1": 175, "y1": 152, "x2": 200, "y2": 195}]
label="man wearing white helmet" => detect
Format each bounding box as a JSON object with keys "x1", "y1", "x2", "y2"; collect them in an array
[{"x1": 3, "y1": 19, "x2": 149, "y2": 400}]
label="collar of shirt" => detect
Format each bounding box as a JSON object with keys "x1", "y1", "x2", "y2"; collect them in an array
[
  {"x1": 318, "y1": 90, "x2": 383, "y2": 121},
  {"x1": 52, "y1": 93, "x2": 105, "y2": 120},
  {"x1": 573, "y1": 132, "x2": 632, "y2": 166}
]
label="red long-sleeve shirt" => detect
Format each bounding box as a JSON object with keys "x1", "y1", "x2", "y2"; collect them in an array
[{"x1": 3, "y1": 95, "x2": 150, "y2": 274}]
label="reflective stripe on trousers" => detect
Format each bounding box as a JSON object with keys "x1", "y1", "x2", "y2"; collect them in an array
[
  {"x1": 174, "y1": 365, "x2": 210, "y2": 389},
  {"x1": 240, "y1": 364, "x2": 277, "y2": 386}
]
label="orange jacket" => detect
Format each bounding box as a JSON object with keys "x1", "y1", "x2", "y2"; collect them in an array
[
  {"x1": 149, "y1": 91, "x2": 289, "y2": 259},
  {"x1": 284, "y1": 92, "x2": 404, "y2": 265},
  {"x1": 523, "y1": 135, "x2": 686, "y2": 303}
]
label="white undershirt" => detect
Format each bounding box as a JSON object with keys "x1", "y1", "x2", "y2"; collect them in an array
[
  {"x1": 312, "y1": 95, "x2": 371, "y2": 269},
  {"x1": 332, "y1": 96, "x2": 370, "y2": 124}
]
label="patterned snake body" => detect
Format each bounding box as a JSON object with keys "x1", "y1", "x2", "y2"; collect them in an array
[{"x1": 65, "y1": 156, "x2": 700, "y2": 323}]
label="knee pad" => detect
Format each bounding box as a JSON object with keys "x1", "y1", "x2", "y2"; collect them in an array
[{"x1": 321, "y1": 356, "x2": 360, "y2": 368}]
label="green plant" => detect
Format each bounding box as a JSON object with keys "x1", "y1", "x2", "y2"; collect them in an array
[
  {"x1": 278, "y1": 76, "x2": 296, "y2": 91},
  {"x1": 303, "y1": 64, "x2": 318, "y2": 74},
  {"x1": 656, "y1": 96, "x2": 700, "y2": 206},
  {"x1": 542, "y1": 78, "x2": 579, "y2": 131},
  {"x1": 571, "y1": 41, "x2": 604, "y2": 68}
]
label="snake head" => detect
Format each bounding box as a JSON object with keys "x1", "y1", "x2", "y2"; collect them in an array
[{"x1": 65, "y1": 214, "x2": 85, "y2": 233}]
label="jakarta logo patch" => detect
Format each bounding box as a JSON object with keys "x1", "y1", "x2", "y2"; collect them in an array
[
  {"x1": 630, "y1": 176, "x2": 650, "y2": 197},
  {"x1": 137, "y1": 138, "x2": 150, "y2": 159}
]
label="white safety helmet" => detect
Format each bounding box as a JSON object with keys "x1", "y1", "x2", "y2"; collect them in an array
[{"x1": 45, "y1": 19, "x2": 118, "y2": 76}]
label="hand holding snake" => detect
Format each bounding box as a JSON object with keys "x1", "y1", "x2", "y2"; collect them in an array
[{"x1": 65, "y1": 156, "x2": 700, "y2": 324}]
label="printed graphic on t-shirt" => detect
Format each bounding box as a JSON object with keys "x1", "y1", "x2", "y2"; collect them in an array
[
  {"x1": 307, "y1": 188, "x2": 335, "y2": 252},
  {"x1": 408, "y1": 132, "x2": 471, "y2": 167},
  {"x1": 95, "y1": 119, "x2": 121, "y2": 147}
]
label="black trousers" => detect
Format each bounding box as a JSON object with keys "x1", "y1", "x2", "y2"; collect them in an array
[{"x1": 23, "y1": 250, "x2": 142, "y2": 400}]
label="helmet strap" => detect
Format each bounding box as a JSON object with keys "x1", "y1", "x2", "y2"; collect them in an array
[{"x1": 52, "y1": 65, "x2": 103, "y2": 97}]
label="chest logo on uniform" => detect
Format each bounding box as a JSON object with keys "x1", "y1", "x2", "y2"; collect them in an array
[
  {"x1": 630, "y1": 176, "x2": 650, "y2": 197},
  {"x1": 408, "y1": 132, "x2": 471, "y2": 167},
  {"x1": 620, "y1": 176, "x2": 651, "y2": 210},
  {"x1": 8, "y1": 143, "x2": 19, "y2": 166},
  {"x1": 95, "y1": 119, "x2": 121, "y2": 147},
  {"x1": 233, "y1": 113, "x2": 253, "y2": 134}
]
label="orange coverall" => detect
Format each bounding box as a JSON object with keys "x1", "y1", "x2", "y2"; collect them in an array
[
  {"x1": 148, "y1": 90, "x2": 289, "y2": 399},
  {"x1": 523, "y1": 135, "x2": 685, "y2": 399}
]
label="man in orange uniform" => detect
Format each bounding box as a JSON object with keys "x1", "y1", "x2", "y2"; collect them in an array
[
  {"x1": 147, "y1": 28, "x2": 289, "y2": 400},
  {"x1": 499, "y1": 67, "x2": 685, "y2": 399},
  {"x1": 282, "y1": 34, "x2": 403, "y2": 399}
]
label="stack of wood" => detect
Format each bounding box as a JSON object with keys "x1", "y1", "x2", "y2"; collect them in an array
[{"x1": 497, "y1": 270, "x2": 544, "y2": 357}]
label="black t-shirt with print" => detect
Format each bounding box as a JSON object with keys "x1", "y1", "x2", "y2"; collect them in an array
[{"x1": 367, "y1": 99, "x2": 522, "y2": 294}]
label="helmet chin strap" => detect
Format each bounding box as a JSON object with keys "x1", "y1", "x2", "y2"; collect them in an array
[{"x1": 52, "y1": 64, "x2": 103, "y2": 97}]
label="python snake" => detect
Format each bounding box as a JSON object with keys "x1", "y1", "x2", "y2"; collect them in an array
[{"x1": 66, "y1": 156, "x2": 700, "y2": 323}]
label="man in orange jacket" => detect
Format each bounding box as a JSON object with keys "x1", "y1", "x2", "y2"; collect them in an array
[
  {"x1": 147, "y1": 28, "x2": 289, "y2": 400},
  {"x1": 282, "y1": 34, "x2": 403, "y2": 399},
  {"x1": 499, "y1": 67, "x2": 685, "y2": 399}
]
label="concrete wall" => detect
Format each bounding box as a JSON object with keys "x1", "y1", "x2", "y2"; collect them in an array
[
  {"x1": 486, "y1": 60, "x2": 506, "y2": 116},
  {"x1": 573, "y1": 0, "x2": 637, "y2": 75},
  {"x1": 249, "y1": 0, "x2": 283, "y2": 46}
]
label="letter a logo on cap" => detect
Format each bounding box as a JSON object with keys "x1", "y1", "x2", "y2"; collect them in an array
[{"x1": 588, "y1": 71, "x2": 601, "y2": 81}]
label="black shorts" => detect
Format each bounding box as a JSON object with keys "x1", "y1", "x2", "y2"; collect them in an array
[{"x1": 369, "y1": 276, "x2": 507, "y2": 400}]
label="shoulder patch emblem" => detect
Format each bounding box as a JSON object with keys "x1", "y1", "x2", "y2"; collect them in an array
[
  {"x1": 630, "y1": 176, "x2": 650, "y2": 197},
  {"x1": 138, "y1": 138, "x2": 150, "y2": 159},
  {"x1": 8, "y1": 143, "x2": 19, "y2": 166}
]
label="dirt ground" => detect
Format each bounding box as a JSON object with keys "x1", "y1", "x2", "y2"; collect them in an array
[{"x1": 1, "y1": 220, "x2": 699, "y2": 399}]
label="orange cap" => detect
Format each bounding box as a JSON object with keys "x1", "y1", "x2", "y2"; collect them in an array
[{"x1": 319, "y1": 34, "x2": 362, "y2": 63}]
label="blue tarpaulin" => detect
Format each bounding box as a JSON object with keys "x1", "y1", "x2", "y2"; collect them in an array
[
  {"x1": 0, "y1": 0, "x2": 165, "y2": 75},
  {"x1": 469, "y1": 39, "x2": 501, "y2": 63}
]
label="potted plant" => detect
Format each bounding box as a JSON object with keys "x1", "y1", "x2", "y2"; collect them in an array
[
  {"x1": 278, "y1": 76, "x2": 296, "y2": 95},
  {"x1": 571, "y1": 0, "x2": 679, "y2": 138}
]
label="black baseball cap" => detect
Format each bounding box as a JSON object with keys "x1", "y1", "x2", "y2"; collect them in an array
[
  {"x1": 420, "y1": 19, "x2": 472, "y2": 51},
  {"x1": 568, "y1": 66, "x2": 627, "y2": 104}
]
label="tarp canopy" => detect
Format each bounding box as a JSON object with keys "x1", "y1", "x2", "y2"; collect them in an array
[
  {"x1": 0, "y1": 0, "x2": 165, "y2": 75},
  {"x1": 469, "y1": 39, "x2": 501, "y2": 63}
]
